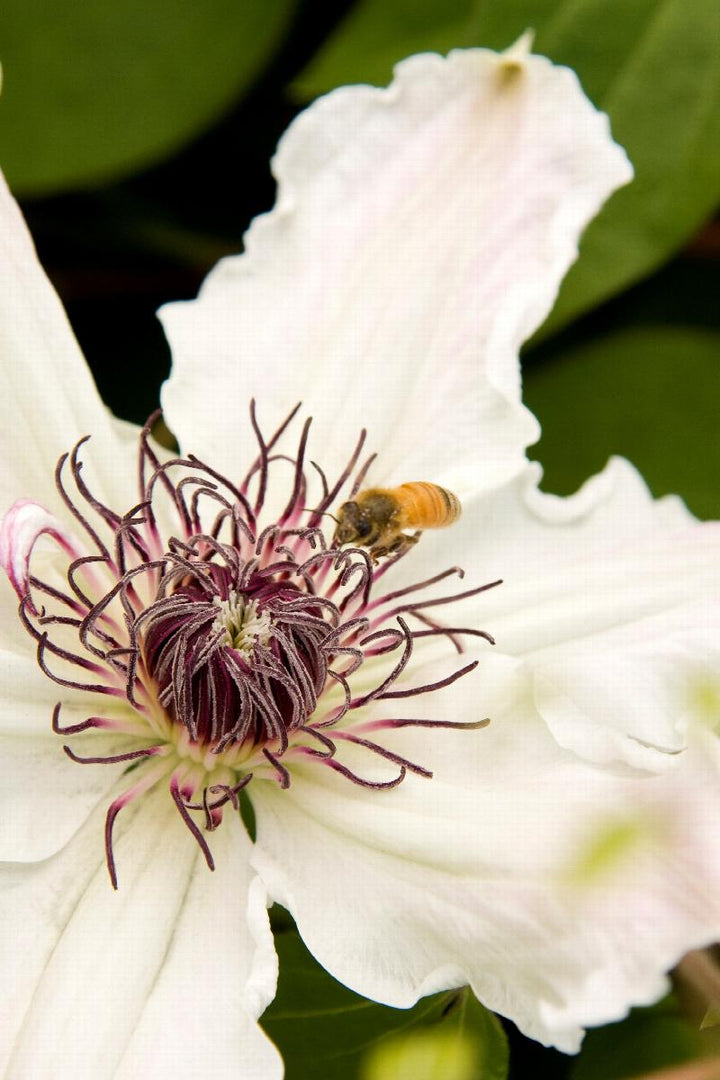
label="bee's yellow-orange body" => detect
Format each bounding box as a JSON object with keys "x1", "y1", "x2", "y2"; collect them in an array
[
  {"x1": 333, "y1": 482, "x2": 461, "y2": 560},
  {"x1": 389, "y1": 482, "x2": 462, "y2": 531}
]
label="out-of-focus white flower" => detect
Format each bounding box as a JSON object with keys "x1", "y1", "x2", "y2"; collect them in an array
[{"x1": 1, "y1": 39, "x2": 719, "y2": 1079}]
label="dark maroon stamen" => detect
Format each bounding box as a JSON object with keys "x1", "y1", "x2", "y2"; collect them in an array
[
  {"x1": 364, "y1": 716, "x2": 492, "y2": 731},
  {"x1": 263, "y1": 748, "x2": 291, "y2": 788},
  {"x1": 379, "y1": 659, "x2": 480, "y2": 699},
  {"x1": 52, "y1": 702, "x2": 114, "y2": 735},
  {"x1": 325, "y1": 758, "x2": 407, "y2": 789},
  {"x1": 170, "y1": 777, "x2": 216, "y2": 872},
  {"x1": 64, "y1": 744, "x2": 163, "y2": 765}
]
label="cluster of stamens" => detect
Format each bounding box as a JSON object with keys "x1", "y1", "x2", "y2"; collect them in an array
[{"x1": 8, "y1": 403, "x2": 498, "y2": 886}]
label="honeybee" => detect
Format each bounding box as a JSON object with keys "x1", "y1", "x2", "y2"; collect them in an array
[{"x1": 333, "y1": 482, "x2": 461, "y2": 561}]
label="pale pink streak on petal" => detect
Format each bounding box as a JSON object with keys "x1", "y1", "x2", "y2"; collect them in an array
[{"x1": 0, "y1": 498, "x2": 80, "y2": 600}]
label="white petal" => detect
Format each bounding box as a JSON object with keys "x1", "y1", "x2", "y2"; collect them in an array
[
  {"x1": 160, "y1": 46, "x2": 630, "y2": 496},
  {"x1": 250, "y1": 657, "x2": 720, "y2": 1052},
  {"x1": 0, "y1": 171, "x2": 134, "y2": 512},
  {"x1": 434, "y1": 459, "x2": 720, "y2": 767},
  {"x1": 0, "y1": 727, "x2": 134, "y2": 863},
  {"x1": 0, "y1": 575, "x2": 139, "y2": 860},
  {"x1": 531, "y1": 605, "x2": 720, "y2": 768},
  {"x1": 0, "y1": 786, "x2": 281, "y2": 1079},
  {"x1": 392, "y1": 456, "x2": 695, "y2": 587},
  {"x1": 116, "y1": 814, "x2": 281, "y2": 1078}
]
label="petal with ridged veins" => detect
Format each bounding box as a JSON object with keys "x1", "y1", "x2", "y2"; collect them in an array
[
  {"x1": 160, "y1": 42, "x2": 631, "y2": 498},
  {"x1": 0, "y1": 173, "x2": 138, "y2": 514},
  {"x1": 0, "y1": 785, "x2": 281, "y2": 1079}
]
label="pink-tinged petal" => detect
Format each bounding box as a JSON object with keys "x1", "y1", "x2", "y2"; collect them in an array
[
  {"x1": 250, "y1": 657, "x2": 720, "y2": 1052},
  {"x1": 0, "y1": 498, "x2": 80, "y2": 600},
  {"x1": 160, "y1": 44, "x2": 630, "y2": 497},
  {"x1": 0, "y1": 171, "x2": 138, "y2": 512},
  {"x1": 0, "y1": 786, "x2": 281, "y2": 1079}
]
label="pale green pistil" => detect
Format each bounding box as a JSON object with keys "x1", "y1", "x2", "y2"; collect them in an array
[{"x1": 212, "y1": 591, "x2": 272, "y2": 657}]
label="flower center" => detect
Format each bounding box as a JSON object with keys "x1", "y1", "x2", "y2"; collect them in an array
[
  {"x1": 139, "y1": 559, "x2": 334, "y2": 752},
  {"x1": 4, "y1": 403, "x2": 499, "y2": 887},
  {"x1": 212, "y1": 592, "x2": 271, "y2": 654}
]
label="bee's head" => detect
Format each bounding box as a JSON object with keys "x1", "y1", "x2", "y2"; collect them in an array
[{"x1": 333, "y1": 501, "x2": 373, "y2": 548}]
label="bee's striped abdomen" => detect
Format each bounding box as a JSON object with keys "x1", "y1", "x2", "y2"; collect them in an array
[{"x1": 397, "y1": 482, "x2": 462, "y2": 529}]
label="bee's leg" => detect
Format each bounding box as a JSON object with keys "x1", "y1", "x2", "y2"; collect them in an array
[{"x1": 370, "y1": 532, "x2": 422, "y2": 562}]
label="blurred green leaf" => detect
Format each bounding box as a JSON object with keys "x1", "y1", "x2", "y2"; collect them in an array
[
  {"x1": 569, "y1": 999, "x2": 705, "y2": 1080},
  {"x1": 361, "y1": 995, "x2": 508, "y2": 1080},
  {"x1": 262, "y1": 926, "x2": 508, "y2": 1080},
  {"x1": 539, "y1": 0, "x2": 720, "y2": 336},
  {"x1": 294, "y1": 0, "x2": 482, "y2": 91},
  {"x1": 0, "y1": 0, "x2": 295, "y2": 195},
  {"x1": 522, "y1": 325, "x2": 720, "y2": 519},
  {"x1": 361, "y1": 1029, "x2": 479, "y2": 1080},
  {"x1": 296, "y1": 0, "x2": 720, "y2": 334}
]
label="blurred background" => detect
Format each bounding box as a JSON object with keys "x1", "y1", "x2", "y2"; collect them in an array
[{"x1": 2, "y1": 1, "x2": 719, "y2": 1076}]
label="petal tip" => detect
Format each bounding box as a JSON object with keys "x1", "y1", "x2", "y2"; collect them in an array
[{"x1": 495, "y1": 29, "x2": 536, "y2": 81}]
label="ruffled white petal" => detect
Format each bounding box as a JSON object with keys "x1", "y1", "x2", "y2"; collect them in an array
[
  {"x1": 530, "y1": 605, "x2": 720, "y2": 768},
  {"x1": 0, "y1": 786, "x2": 280, "y2": 1080},
  {"x1": 250, "y1": 656, "x2": 720, "y2": 1052},
  {"x1": 425, "y1": 458, "x2": 720, "y2": 767},
  {"x1": 0, "y1": 171, "x2": 134, "y2": 513},
  {"x1": 392, "y1": 456, "x2": 695, "y2": 586},
  {"x1": 160, "y1": 44, "x2": 630, "y2": 497}
]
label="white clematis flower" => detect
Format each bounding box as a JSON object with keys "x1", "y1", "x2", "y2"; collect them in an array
[{"x1": 1, "y1": 40, "x2": 719, "y2": 1078}]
